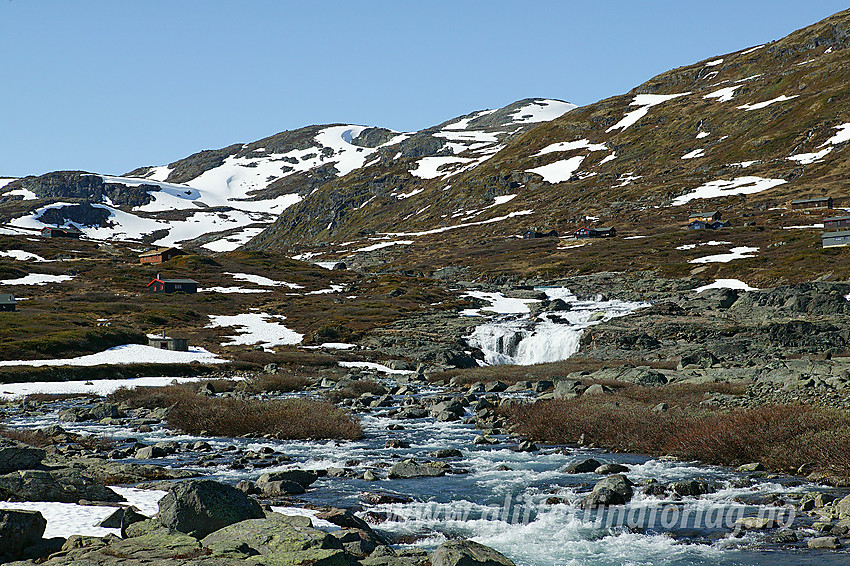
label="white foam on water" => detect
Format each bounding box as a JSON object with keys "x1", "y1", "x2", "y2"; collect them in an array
[{"x1": 466, "y1": 288, "x2": 648, "y2": 365}]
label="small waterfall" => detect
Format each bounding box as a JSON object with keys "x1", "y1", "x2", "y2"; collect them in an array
[{"x1": 466, "y1": 288, "x2": 648, "y2": 366}]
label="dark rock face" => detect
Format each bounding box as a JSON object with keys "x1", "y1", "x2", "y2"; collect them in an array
[
  {"x1": 0, "y1": 468, "x2": 124, "y2": 503},
  {"x1": 0, "y1": 438, "x2": 46, "y2": 474},
  {"x1": 37, "y1": 202, "x2": 113, "y2": 228},
  {"x1": 431, "y1": 539, "x2": 516, "y2": 566},
  {"x1": 0, "y1": 509, "x2": 47, "y2": 562},
  {"x1": 3, "y1": 170, "x2": 155, "y2": 207},
  {"x1": 157, "y1": 479, "x2": 265, "y2": 538}
]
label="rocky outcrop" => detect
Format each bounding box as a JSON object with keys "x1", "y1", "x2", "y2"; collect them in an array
[
  {"x1": 157, "y1": 479, "x2": 265, "y2": 538},
  {"x1": 0, "y1": 439, "x2": 45, "y2": 474},
  {"x1": 430, "y1": 539, "x2": 516, "y2": 566},
  {"x1": 0, "y1": 509, "x2": 47, "y2": 562},
  {"x1": 0, "y1": 468, "x2": 124, "y2": 503},
  {"x1": 3, "y1": 171, "x2": 155, "y2": 207}
]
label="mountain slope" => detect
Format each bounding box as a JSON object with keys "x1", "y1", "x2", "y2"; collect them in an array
[
  {"x1": 247, "y1": 9, "x2": 850, "y2": 284},
  {"x1": 0, "y1": 100, "x2": 573, "y2": 251}
]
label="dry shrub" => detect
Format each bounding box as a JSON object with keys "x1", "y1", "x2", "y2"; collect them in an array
[
  {"x1": 325, "y1": 380, "x2": 387, "y2": 401},
  {"x1": 166, "y1": 396, "x2": 361, "y2": 440},
  {"x1": 246, "y1": 373, "x2": 312, "y2": 393},
  {"x1": 107, "y1": 384, "x2": 195, "y2": 409},
  {"x1": 502, "y1": 391, "x2": 850, "y2": 475},
  {"x1": 106, "y1": 384, "x2": 361, "y2": 440}
]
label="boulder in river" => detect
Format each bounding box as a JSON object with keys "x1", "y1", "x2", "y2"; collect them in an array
[
  {"x1": 157, "y1": 479, "x2": 265, "y2": 538},
  {"x1": 388, "y1": 459, "x2": 448, "y2": 479},
  {"x1": 580, "y1": 474, "x2": 634, "y2": 508},
  {"x1": 257, "y1": 469, "x2": 318, "y2": 489},
  {"x1": 0, "y1": 509, "x2": 47, "y2": 562},
  {"x1": 565, "y1": 458, "x2": 602, "y2": 474},
  {"x1": 431, "y1": 539, "x2": 516, "y2": 566}
]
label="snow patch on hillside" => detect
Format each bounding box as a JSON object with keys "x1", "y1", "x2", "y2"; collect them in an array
[
  {"x1": 694, "y1": 279, "x2": 758, "y2": 292},
  {"x1": 0, "y1": 250, "x2": 49, "y2": 262},
  {"x1": 606, "y1": 93, "x2": 690, "y2": 133},
  {"x1": 202, "y1": 227, "x2": 267, "y2": 252},
  {"x1": 510, "y1": 100, "x2": 576, "y2": 123},
  {"x1": 354, "y1": 240, "x2": 413, "y2": 253},
  {"x1": 386, "y1": 210, "x2": 533, "y2": 237},
  {"x1": 681, "y1": 149, "x2": 706, "y2": 159},
  {"x1": 737, "y1": 95, "x2": 798, "y2": 111},
  {"x1": 207, "y1": 313, "x2": 303, "y2": 348},
  {"x1": 822, "y1": 123, "x2": 850, "y2": 146},
  {"x1": 671, "y1": 176, "x2": 787, "y2": 206},
  {"x1": 689, "y1": 246, "x2": 759, "y2": 264},
  {"x1": 535, "y1": 139, "x2": 608, "y2": 156},
  {"x1": 0, "y1": 344, "x2": 222, "y2": 367},
  {"x1": 527, "y1": 156, "x2": 585, "y2": 184},
  {"x1": 703, "y1": 85, "x2": 742, "y2": 103},
  {"x1": 1, "y1": 273, "x2": 74, "y2": 285}
]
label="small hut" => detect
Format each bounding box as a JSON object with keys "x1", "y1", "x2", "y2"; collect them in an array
[{"x1": 0, "y1": 294, "x2": 16, "y2": 312}]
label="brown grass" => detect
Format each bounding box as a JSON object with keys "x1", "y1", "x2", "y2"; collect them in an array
[
  {"x1": 107, "y1": 385, "x2": 361, "y2": 440},
  {"x1": 501, "y1": 385, "x2": 850, "y2": 475},
  {"x1": 245, "y1": 373, "x2": 312, "y2": 393},
  {"x1": 167, "y1": 396, "x2": 361, "y2": 440}
]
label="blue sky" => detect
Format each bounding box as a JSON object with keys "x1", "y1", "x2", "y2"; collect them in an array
[{"x1": 1, "y1": 1, "x2": 847, "y2": 177}]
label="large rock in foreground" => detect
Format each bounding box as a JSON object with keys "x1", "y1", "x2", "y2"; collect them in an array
[
  {"x1": 157, "y1": 479, "x2": 265, "y2": 538},
  {"x1": 0, "y1": 438, "x2": 46, "y2": 474},
  {"x1": 431, "y1": 539, "x2": 516, "y2": 566},
  {"x1": 0, "y1": 509, "x2": 47, "y2": 562},
  {"x1": 201, "y1": 512, "x2": 348, "y2": 564}
]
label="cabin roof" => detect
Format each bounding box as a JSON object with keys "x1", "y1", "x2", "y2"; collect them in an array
[
  {"x1": 139, "y1": 247, "x2": 181, "y2": 257},
  {"x1": 147, "y1": 278, "x2": 198, "y2": 286},
  {"x1": 792, "y1": 197, "x2": 831, "y2": 204},
  {"x1": 824, "y1": 216, "x2": 850, "y2": 223},
  {"x1": 688, "y1": 211, "x2": 719, "y2": 218},
  {"x1": 822, "y1": 230, "x2": 850, "y2": 238}
]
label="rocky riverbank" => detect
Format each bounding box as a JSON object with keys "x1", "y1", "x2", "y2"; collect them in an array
[{"x1": 1, "y1": 362, "x2": 849, "y2": 564}]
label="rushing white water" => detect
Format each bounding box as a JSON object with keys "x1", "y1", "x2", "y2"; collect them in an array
[
  {"x1": 466, "y1": 287, "x2": 649, "y2": 365},
  {"x1": 3, "y1": 385, "x2": 846, "y2": 566}
]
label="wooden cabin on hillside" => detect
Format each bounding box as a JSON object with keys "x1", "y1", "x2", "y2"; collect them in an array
[
  {"x1": 40, "y1": 226, "x2": 81, "y2": 239},
  {"x1": 147, "y1": 335, "x2": 189, "y2": 351},
  {"x1": 0, "y1": 294, "x2": 16, "y2": 312},
  {"x1": 523, "y1": 229, "x2": 559, "y2": 239},
  {"x1": 147, "y1": 277, "x2": 198, "y2": 294},
  {"x1": 574, "y1": 227, "x2": 616, "y2": 239},
  {"x1": 792, "y1": 197, "x2": 833, "y2": 210},
  {"x1": 824, "y1": 215, "x2": 850, "y2": 229},
  {"x1": 139, "y1": 247, "x2": 186, "y2": 265},
  {"x1": 822, "y1": 231, "x2": 850, "y2": 248},
  {"x1": 688, "y1": 219, "x2": 731, "y2": 230},
  {"x1": 688, "y1": 211, "x2": 722, "y2": 224}
]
